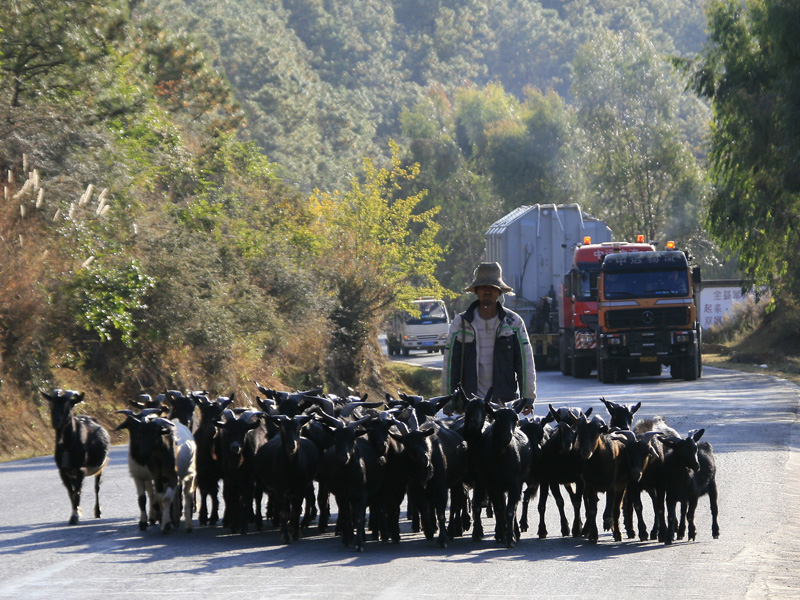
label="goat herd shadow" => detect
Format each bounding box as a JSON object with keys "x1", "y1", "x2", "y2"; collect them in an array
[{"x1": 0, "y1": 509, "x2": 680, "y2": 574}]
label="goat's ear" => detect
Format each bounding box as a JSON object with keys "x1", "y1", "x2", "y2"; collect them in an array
[
  {"x1": 660, "y1": 436, "x2": 678, "y2": 448},
  {"x1": 548, "y1": 404, "x2": 559, "y2": 421},
  {"x1": 422, "y1": 428, "x2": 436, "y2": 438},
  {"x1": 389, "y1": 432, "x2": 404, "y2": 443},
  {"x1": 692, "y1": 428, "x2": 705, "y2": 442},
  {"x1": 72, "y1": 392, "x2": 85, "y2": 404},
  {"x1": 585, "y1": 407, "x2": 593, "y2": 417},
  {"x1": 631, "y1": 402, "x2": 641, "y2": 414},
  {"x1": 40, "y1": 390, "x2": 55, "y2": 402}
]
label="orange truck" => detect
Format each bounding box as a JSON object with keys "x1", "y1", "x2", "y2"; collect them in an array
[
  {"x1": 559, "y1": 238, "x2": 655, "y2": 378},
  {"x1": 595, "y1": 247, "x2": 702, "y2": 383}
]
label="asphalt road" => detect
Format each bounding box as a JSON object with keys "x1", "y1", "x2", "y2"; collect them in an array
[{"x1": 1, "y1": 366, "x2": 799, "y2": 599}]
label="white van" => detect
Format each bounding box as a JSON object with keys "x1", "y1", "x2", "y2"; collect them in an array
[{"x1": 385, "y1": 298, "x2": 450, "y2": 356}]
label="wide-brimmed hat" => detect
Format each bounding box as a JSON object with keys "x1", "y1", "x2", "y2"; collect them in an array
[{"x1": 465, "y1": 262, "x2": 513, "y2": 293}]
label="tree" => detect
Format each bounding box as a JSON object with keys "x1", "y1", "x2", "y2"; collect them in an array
[
  {"x1": 484, "y1": 88, "x2": 580, "y2": 211},
  {"x1": 572, "y1": 31, "x2": 708, "y2": 246},
  {"x1": 307, "y1": 141, "x2": 448, "y2": 388},
  {"x1": 687, "y1": 0, "x2": 800, "y2": 305},
  {"x1": 0, "y1": 0, "x2": 129, "y2": 133}
]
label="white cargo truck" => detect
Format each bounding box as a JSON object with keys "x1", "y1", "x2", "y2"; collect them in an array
[{"x1": 385, "y1": 297, "x2": 450, "y2": 356}]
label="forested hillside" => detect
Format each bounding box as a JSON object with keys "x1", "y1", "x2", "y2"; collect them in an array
[{"x1": 3, "y1": 0, "x2": 797, "y2": 459}]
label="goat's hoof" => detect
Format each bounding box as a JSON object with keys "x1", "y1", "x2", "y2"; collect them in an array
[
  {"x1": 69, "y1": 516, "x2": 79, "y2": 525},
  {"x1": 138, "y1": 521, "x2": 148, "y2": 531}
]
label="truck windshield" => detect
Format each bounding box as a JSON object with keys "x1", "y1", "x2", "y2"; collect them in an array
[
  {"x1": 404, "y1": 301, "x2": 448, "y2": 324},
  {"x1": 604, "y1": 270, "x2": 689, "y2": 300}
]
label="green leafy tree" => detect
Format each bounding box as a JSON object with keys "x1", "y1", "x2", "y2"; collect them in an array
[
  {"x1": 687, "y1": 0, "x2": 800, "y2": 305},
  {"x1": 572, "y1": 30, "x2": 708, "y2": 246},
  {"x1": 308, "y1": 141, "x2": 448, "y2": 388},
  {"x1": 484, "y1": 88, "x2": 581, "y2": 211},
  {"x1": 0, "y1": 0, "x2": 129, "y2": 134}
]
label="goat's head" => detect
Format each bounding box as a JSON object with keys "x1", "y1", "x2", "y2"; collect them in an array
[
  {"x1": 576, "y1": 414, "x2": 609, "y2": 460},
  {"x1": 42, "y1": 389, "x2": 85, "y2": 431},
  {"x1": 390, "y1": 427, "x2": 436, "y2": 487},
  {"x1": 486, "y1": 402, "x2": 519, "y2": 448},
  {"x1": 661, "y1": 428, "x2": 704, "y2": 470},
  {"x1": 215, "y1": 411, "x2": 262, "y2": 467},
  {"x1": 600, "y1": 397, "x2": 641, "y2": 430}
]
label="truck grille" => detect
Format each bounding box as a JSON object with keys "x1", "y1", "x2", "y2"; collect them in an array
[{"x1": 605, "y1": 306, "x2": 690, "y2": 330}]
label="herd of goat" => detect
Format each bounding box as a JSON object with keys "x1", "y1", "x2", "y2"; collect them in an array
[{"x1": 41, "y1": 384, "x2": 719, "y2": 551}]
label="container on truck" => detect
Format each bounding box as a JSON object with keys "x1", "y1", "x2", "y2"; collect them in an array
[
  {"x1": 595, "y1": 247, "x2": 702, "y2": 383},
  {"x1": 385, "y1": 297, "x2": 450, "y2": 356}
]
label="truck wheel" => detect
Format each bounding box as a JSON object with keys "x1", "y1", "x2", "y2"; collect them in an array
[
  {"x1": 573, "y1": 356, "x2": 593, "y2": 379},
  {"x1": 402, "y1": 348, "x2": 410, "y2": 357},
  {"x1": 560, "y1": 337, "x2": 572, "y2": 377},
  {"x1": 683, "y1": 354, "x2": 700, "y2": 381},
  {"x1": 670, "y1": 361, "x2": 684, "y2": 379},
  {"x1": 597, "y1": 357, "x2": 617, "y2": 384}
]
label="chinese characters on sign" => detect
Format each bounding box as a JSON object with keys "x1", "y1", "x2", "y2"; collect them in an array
[{"x1": 698, "y1": 284, "x2": 751, "y2": 329}]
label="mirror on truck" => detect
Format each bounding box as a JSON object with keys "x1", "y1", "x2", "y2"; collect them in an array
[{"x1": 692, "y1": 266, "x2": 702, "y2": 285}]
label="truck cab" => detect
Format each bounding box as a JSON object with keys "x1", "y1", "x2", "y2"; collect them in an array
[
  {"x1": 596, "y1": 249, "x2": 702, "y2": 383},
  {"x1": 385, "y1": 298, "x2": 450, "y2": 356},
  {"x1": 559, "y1": 240, "x2": 655, "y2": 378}
]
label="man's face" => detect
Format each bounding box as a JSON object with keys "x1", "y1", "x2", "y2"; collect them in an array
[{"x1": 476, "y1": 285, "x2": 501, "y2": 306}]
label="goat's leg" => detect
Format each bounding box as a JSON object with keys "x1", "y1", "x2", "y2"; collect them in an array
[
  {"x1": 301, "y1": 484, "x2": 317, "y2": 529},
  {"x1": 677, "y1": 499, "x2": 688, "y2": 539},
  {"x1": 536, "y1": 481, "x2": 550, "y2": 538},
  {"x1": 686, "y1": 495, "x2": 699, "y2": 541},
  {"x1": 159, "y1": 482, "x2": 176, "y2": 534},
  {"x1": 354, "y1": 495, "x2": 369, "y2": 553},
  {"x1": 447, "y1": 483, "x2": 466, "y2": 538},
  {"x1": 610, "y1": 489, "x2": 625, "y2": 542},
  {"x1": 602, "y1": 490, "x2": 614, "y2": 531},
  {"x1": 631, "y1": 488, "x2": 649, "y2": 541},
  {"x1": 506, "y1": 485, "x2": 523, "y2": 548},
  {"x1": 471, "y1": 486, "x2": 486, "y2": 541},
  {"x1": 550, "y1": 482, "x2": 570, "y2": 537},
  {"x1": 664, "y1": 492, "x2": 678, "y2": 545},
  {"x1": 568, "y1": 482, "x2": 584, "y2": 538},
  {"x1": 59, "y1": 470, "x2": 82, "y2": 525},
  {"x1": 198, "y1": 489, "x2": 209, "y2": 526},
  {"x1": 134, "y1": 477, "x2": 149, "y2": 531},
  {"x1": 93, "y1": 472, "x2": 102, "y2": 519},
  {"x1": 709, "y1": 481, "x2": 720, "y2": 539},
  {"x1": 520, "y1": 485, "x2": 531, "y2": 533},
  {"x1": 338, "y1": 496, "x2": 354, "y2": 548},
  {"x1": 435, "y1": 490, "x2": 450, "y2": 548},
  {"x1": 583, "y1": 488, "x2": 599, "y2": 543},
  {"x1": 652, "y1": 488, "x2": 666, "y2": 542},
  {"x1": 183, "y1": 477, "x2": 195, "y2": 532}
]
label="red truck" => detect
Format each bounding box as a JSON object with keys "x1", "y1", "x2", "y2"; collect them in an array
[{"x1": 558, "y1": 237, "x2": 655, "y2": 378}]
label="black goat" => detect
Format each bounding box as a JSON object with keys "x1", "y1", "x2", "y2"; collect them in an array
[
  {"x1": 390, "y1": 420, "x2": 467, "y2": 548},
  {"x1": 254, "y1": 414, "x2": 321, "y2": 543},
  {"x1": 473, "y1": 402, "x2": 532, "y2": 547},
  {"x1": 193, "y1": 393, "x2": 234, "y2": 526},
  {"x1": 214, "y1": 409, "x2": 267, "y2": 534},
  {"x1": 660, "y1": 429, "x2": 720, "y2": 544},
  {"x1": 365, "y1": 411, "x2": 407, "y2": 544},
  {"x1": 576, "y1": 414, "x2": 630, "y2": 543},
  {"x1": 42, "y1": 389, "x2": 110, "y2": 525},
  {"x1": 318, "y1": 414, "x2": 384, "y2": 551},
  {"x1": 619, "y1": 430, "x2": 667, "y2": 541},
  {"x1": 600, "y1": 397, "x2": 641, "y2": 430}
]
